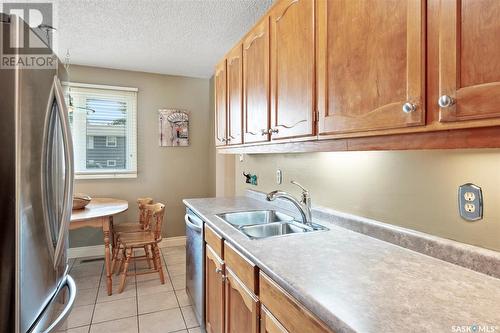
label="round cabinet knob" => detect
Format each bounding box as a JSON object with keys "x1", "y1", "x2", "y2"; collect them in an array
[
  {"x1": 438, "y1": 95, "x2": 455, "y2": 108},
  {"x1": 268, "y1": 128, "x2": 279, "y2": 134},
  {"x1": 402, "y1": 102, "x2": 417, "y2": 113},
  {"x1": 215, "y1": 268, "x2": 223, "y2": 274},
  {"x1": 260, "y1": 129, "x2": 268, "y2": 136}
]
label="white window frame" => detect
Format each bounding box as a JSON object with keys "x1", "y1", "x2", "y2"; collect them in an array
[
  {"x1": 67, "y1": 82, "x2": 138, "y2": 179},
  {"x1": 106, "y1": 136, "x2": 117, "y2": 147}
]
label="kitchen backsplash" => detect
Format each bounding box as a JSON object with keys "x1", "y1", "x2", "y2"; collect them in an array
[{"x1": 235, "y1": 149, "x2": 500, "y2": 252}]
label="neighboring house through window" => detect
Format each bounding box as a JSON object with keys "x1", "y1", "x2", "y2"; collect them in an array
[{"x1": 68, "y1": 83, "x2": 138, "y2": 179}]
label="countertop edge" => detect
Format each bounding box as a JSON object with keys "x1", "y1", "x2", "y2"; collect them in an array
[{"x1": 183, "y1": 198, "x2": 356, "y2": 333}]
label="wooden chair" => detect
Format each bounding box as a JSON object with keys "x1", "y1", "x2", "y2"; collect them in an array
[
  {"x1": 111, "y1": 197, "x2": 153, "y2": 274},
  {"x1": 113, "y1": 197, "x2": 153, "y2": 236},
  {"x1": 117, "y1": 203, "x2": 166, "y2": 293}
]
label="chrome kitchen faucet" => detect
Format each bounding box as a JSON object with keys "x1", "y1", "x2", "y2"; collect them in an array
[{"x1": 266, "y1": 181, "x2": 313, "y2": 227}]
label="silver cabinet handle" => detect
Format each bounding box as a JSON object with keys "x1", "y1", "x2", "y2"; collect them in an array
[
  {"x1": 438, "y1": 95, "x2": 455, "y2": 108},
  {"x1": 215, "y1": 268, "x2": 223, "y2": 274},
  {"x1": 268, "y1": 128, "x2": 279, "y2": 134},
  {"x1": 261, "y1": 129, "x2": 268, "y2": 136},
  {"x1": 402, "y1": 102, "x2": 417, "y2": 113}
]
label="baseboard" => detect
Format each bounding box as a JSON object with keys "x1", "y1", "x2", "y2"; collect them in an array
[
  {"x1": 68, "y1": 245, "x2": 104, "y2": 259},
  {"x1": 68, "y1": 236, "x2": 186, "y2": 258}
]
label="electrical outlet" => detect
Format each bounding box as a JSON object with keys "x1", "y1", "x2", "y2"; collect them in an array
[
  {"x1": 464, "y1": 203, "x2": 475, "y2": 213},
  {"x1": 458, "y1": 183, "x2": 483, "y2": 221},
  {"x1": 463, "y1": 191, "x2": 475, "y2": 201}
]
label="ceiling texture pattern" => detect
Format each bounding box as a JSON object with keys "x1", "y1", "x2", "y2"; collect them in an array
[{"x1": 54, "y1": 0, "x2": 273, "y2": 78}]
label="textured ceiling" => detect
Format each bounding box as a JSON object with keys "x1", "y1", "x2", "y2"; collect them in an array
[{"x1": 54, "y1": 0, "x2": 273, "y2": 78}]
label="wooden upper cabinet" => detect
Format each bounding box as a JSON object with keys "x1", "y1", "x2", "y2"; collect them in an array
[
  {"x1": 270, "y1": 0, "x2": 316, "y2": 140},
  {"x1": 243, "y1": 18, "x2": 271, "y2": 144},
  {"x1": 227, "y1": 45, "x2": 243, "y2": 145},
  {"x1": 317, "y1": 0, "x2": 425, "y2": 135},
  {"x1": 215, "y1": 60, "x2": 227, "y2": 146},
  {"x1": 206, "y1": 245, "x2": 225, "y2": 333},
  {"x1": 438, "y1": 0, "x2": 500, "y2": 122}
]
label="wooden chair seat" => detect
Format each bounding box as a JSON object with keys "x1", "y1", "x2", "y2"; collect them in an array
[{"x1": 119, "y1": 231, "x2": 156, "y2": 247}]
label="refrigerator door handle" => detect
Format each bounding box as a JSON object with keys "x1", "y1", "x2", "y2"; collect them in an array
[
  {"x1": 29, "y1": 274, "x2": 77, "y2": 333},
  {"x1": 43, "y1": 275, "x2": 76, "y2": 333},
  {"x1": 51, "y1": 76, "x2": 74, "y2": 269}
]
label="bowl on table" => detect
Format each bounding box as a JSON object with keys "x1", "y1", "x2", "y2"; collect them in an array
[{"x1": 72, "y1": 194, "x2": 92, "y2": 210}]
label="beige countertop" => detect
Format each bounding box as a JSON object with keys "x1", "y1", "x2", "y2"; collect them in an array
[{"x1": 183, "y1": 196, "x2": 500, "y2": 333}]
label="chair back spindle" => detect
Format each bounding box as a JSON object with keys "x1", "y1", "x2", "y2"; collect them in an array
[
  {"x1": 137, "y1": 197, "x2": 153, "y2": 229},
  {"x1": 145, "y1": 203, "x2": 165, "y2": 241}
]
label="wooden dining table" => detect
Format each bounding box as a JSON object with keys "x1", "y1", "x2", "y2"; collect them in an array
[{"x1": 70, "y1": 197, "x2": 128, "y2": 295}]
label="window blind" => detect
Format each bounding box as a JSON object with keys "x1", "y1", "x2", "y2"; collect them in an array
[{"x1": 68, "y1": 84, "x2": 137, "y2": 179}]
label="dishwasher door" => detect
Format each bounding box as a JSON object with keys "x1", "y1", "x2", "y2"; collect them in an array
[{"x1": 185, "y1": 209, "x2": 204, "y2": 328}]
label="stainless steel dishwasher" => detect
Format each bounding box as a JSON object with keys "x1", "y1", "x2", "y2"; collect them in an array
[{"x1": 185, "y1": 209, "x2": 204, "y2": 328}]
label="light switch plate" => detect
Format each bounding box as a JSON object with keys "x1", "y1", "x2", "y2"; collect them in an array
[
  {"x1": 276, "y1": 169, "x2": 283, "y2": 185},
  {"x1": 458, "y1": 183, "x2": 483, "y2": 222}
]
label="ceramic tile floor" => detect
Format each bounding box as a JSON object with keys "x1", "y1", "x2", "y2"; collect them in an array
[{"x1": 58, "y1": 246, "x2": 202, "y2": 333}]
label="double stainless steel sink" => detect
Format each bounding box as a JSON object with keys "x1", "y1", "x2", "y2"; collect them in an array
[{"x1": 216, "y1": 210, "x2": 328, "y2": 240}]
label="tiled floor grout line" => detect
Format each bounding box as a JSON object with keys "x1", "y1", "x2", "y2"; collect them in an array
[
  {"x1": 135, "y1": 260, "x2": 140, "y2": 333},
  {"x1": 87, "y1": 264, "x2": 104, "y2": 332},
  {"x1": 64, "y1": 246, "x2": 189, "y2": 333}
]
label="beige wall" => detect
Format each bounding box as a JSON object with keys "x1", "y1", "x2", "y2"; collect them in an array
[
  {"x1": 70, "y1": 65, "x2": 214, "y2": 247},
  {"x1": 235, "y1": 150, "x2": 500, "y2": 251}
]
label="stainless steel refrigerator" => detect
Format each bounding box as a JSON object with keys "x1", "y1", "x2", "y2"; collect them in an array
[{"x1": 0, "y1": 15, "x2": 76, "y2": 332}]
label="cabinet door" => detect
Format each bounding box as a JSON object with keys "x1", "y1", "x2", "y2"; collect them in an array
[
  {"x1": 215, "y1": 60, "x2": 227, "y2": 146},
  {"x1": 260, "y1": 306, "x2": 288, "y2": 333},
  {"x1": 270, "y1": 0, "x2": 315, "y2": 140},
  {"x1": 317, "y1": 0, "x2": 425, "y2": 134},
  {"x1": 227, "y1": 45, "x2": 243, "y2": 145},
  {"x1": 206, "y1": 245, "x2": 225, "y2": 333},
  {"x1": 243, "y1": 18, "x2": 270, "y2": 143},
  {"x1": 224, "y1": 268, "x2": 259, "y2": 333},
  {"x1": 439, "y1": 0, "x2": 500, "y2": 122}
]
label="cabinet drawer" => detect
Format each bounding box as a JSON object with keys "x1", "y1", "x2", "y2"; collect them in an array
[
  {"x1": 204, "y1": 224, "x2": 224, "y2": 258},
  {"x1": 259, "y1": 272, "x2": 334, "y2": 333},
  {"x1": 224, "y1": 242, "x2": 259, "y2": 294},
  {"x1": 261, "y1": 305, "x2": 289, "y2": 333}
]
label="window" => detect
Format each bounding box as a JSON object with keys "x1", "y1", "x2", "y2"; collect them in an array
[
  {"x1": 68, "y1": 83, "x2": 138, "y2": 179},
  {"x1": 106, "y1": 136, "x2": 117, "y2": 147}
]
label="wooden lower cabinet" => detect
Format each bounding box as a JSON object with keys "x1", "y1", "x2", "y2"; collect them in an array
[
  {"x1": 205, "y1": 233, "x2": 333, "y2": 333},
  {"x1": 224, "y1": 268, "x2": 260, "y2": 333},
  {"x1": 205, "y1": 245, "x2": 225, "y2": 333},
  {"x1": 260, "y1": 306, "x2": 289, "y2": 333},
  {"x1": 259, "y1": 272, "x2": 333, "y2": 333}
]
